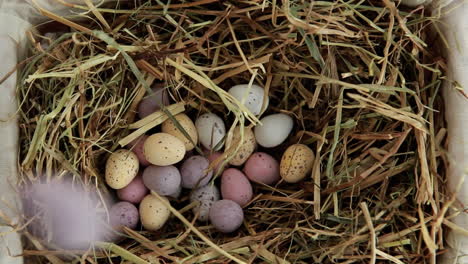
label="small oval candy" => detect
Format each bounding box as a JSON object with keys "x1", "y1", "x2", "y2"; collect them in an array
[
  {"x1": 280, "y1": 144, "x2": 315, "y2": 183},
  {"x1": 117, "y1": 174, "x2": 149, "y2": 204},
  {"x1": 138, "y1": 84, "x2": 170, "y2": 119},
  {"x1": 209, "y1": 200, "x2": 244, "y2": 233},
  {"x1": 195, "y1": 113, "x2": 226, "y2": 150},
  {"x1": 207, "y1": 151, "x2": 226, "y2": 175},
  {"x1": 139, "y1": 194, "x2": 171, "y2": 231},
  {"x1": 180, "y1": 155, "x2": 213, "y2": 189},
  {"x1": 127, "y1": 135, "x2": 150, "y2": 166},
  {"x1": 244, "y1": 152, "x2": 280, "y2": 185},
  {"x1": 190, "y1": 185, "x2": 220, "y2": 221},
  {"x1": 254, "y1": 113, "x2": 293, "y2": 148},
  {"x1": 162, "y1": 113, "x2": 198, "y2": 151},
  {"x1": 143, "y1": 133, "x2": 185, "y2": 166},
  {"x1": 105, "y1": 150, "x2": 139, "y2": 189},
  {"x1": 221, "y1": 168, "x2": 253, "y2": 207},
  {"x1": 225, "y1": 126, "x2": 256, "y2": 166},
  {"x1": 109, "y1": 202, "x2": 139, "y2": 231},
  {"x1": 142, "y1": 165, "x2": 181, "y2": 196},
  {"x1": 228, "y1": 84, "x2": 269, "y2": 115}
]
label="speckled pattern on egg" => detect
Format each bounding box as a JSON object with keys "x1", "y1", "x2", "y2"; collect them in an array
[
  {"x1": 142, "y1": 165, "x2": 181, "y2": 196},
  {"x1": 162, "y1": 114, "x2": 198, "y2": 151},
  {"x1": 143, "y1": 133, "x2": 185, "y2": 166},
  {"x1": 105, "y1": 149, "x2": 139, "y2": 190},
  {"x1": 180, "y1": 155, "x2": 213, "y2": 189},
  {"x1": 195, "y1": 113, "x2": 226, "y2": 150},
  {"x1": 221, "y1": 168, "x2": 253, "y2": 206},
  {"x1": 225, "y1": 126, "x2": 256, "y2": 166},
  {"x1": 139, "y1": 194, "x2": 171, "y2": 231},
  {"x1": 228, "y1": 84, "x2": 269, "y2": 116},
  {"x1": 190, "y1": 185, "x2": 220, "y2": 221},
  {"x1": 109, "y1": 201, "x2": 139, "y2": 231},
  {"x1": 280, "y1": 144, "x2": 315, "y2": 183}
]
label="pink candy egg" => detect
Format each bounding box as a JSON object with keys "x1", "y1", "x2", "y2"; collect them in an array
[
  {"x1": 220, "y1": 168, "x2": 253, "y2": 207},
  {"x1": 117, "y1": 174, "x2": 148, "y2": 204},
  {"x1": 127, "y1": 135, "x2": 151, "y2": 167},
  {"x1": 243, "y1": 152, "x2": 280, "y2": 185}
]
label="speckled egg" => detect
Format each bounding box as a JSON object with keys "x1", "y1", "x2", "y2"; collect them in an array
[
  {"x1": 190, "y1": 185, "x2": 220, "y2": 221},
  {"x1": 280, "y1": 144, "x2": 315, "y2": 183},
  {"x1": 228, "y1": 84, "x2": 269, "y2": 115},
  {"x1": 142, "y1": 165, "x2": 181, "y2": 196},
  {"x1": 195, "y1": 113, "x2": 226, "y2": 150},
  {"x1": 255, "y1": 113, "x2": 293, "y2": 148},
  {"x1": 117, "y1": 174, "x2": 149, "y2": 204},
  {"x1": 180, "y1": 155, "x2": 213, "y2": 189},
  {"x1": 162, "y1": 114, "x2": 198, "y2": 151},
  {"x1": 139, "y1": 194, "x2": 171, "y2": 231},
  {"x1": 221, "y1": 168, "x2": 253, "y2": 207},
  {"x1": 244, "y1": 152, "x2": 280, "y2": 185},
  {"x1": 138, "y1": 84, "x2": 170, "y2": 119},
  {"x1": 105, "y1": 150, "x2": 139, "y2": 189},
  {"x1": 225, "y1": 126, "x2": 256, "y2": 166},
  {"x1": 209, "y1": 200, "x2": 244, "y2": 233},
  {"x1": 143, "y1": 133, "x2": 185, "y2": 166},
  {"x1": 109, "y1": 202, "x2": 139, "y2": 231},
  {"x1": 127, "y1": 135, "x2": 151, "y2": 166}
]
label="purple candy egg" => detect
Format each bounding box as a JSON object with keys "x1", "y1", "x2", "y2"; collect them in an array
[
  {"x1": 109, "y1": 201, "x2": 139, "y2": 231},
  {"x1": 138, "y1": 84, "x2": 170, "y2": 119},
  {"x1": 180, "y1": 155, "x2": 213, "y2": 189},
  {"x1": 209, "y1": 200, "x2": 244, "y2": 233},
  {"x1": 142, "y1": 165, "x2": 181, "y2": 196}
]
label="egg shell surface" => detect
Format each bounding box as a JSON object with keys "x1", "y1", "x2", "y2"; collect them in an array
[
  {"x1": 109, "y1": 202, "x2": 139, "y2": 231},
  {"x1": 228, "y1": 84, "x2": 269, "y2": 115},
  {"x1": 127, "y1": 135, "x2": 151, "y2": 166},
  {"x1": 143, "y1": 133, "x2": 185, "y2": 166},
  {"x1": 225, "y1": 126, "x2": 256, "y2": 166},
  {"x1": 138, "y1": 84, "x2": 170, "y2": 119},
  {"x1": 142, "y1": 165, "x2": 181, "y2": 196},
  {"x1": 139, "y1": 195, "x2": 171, "y2": 231},
  {"x1": 190, "y1": 185, "x2": 220, "y2": 221},
  {"x1": 180, "y1": 155, "x2": 213, "y2": 189},
  {"x1": 221, "y1": 168, "x2": 253, "y2": 207},
  {"x1": 280, "y1": 144, "x2": 315, "y2": 183},
  {"x1": 254, "y1": 113, "x2": 293, "y2": 148},
  {"x1": 244, "y1": 152, "x2": 280, "y2": 185},
  {"x1": 105, "y1": 150, "x2": 139, "y2": 189},
  {"x1": 207, "y1": 151, "x2": 226, "y2": 175},
  {"x1": 162, "y1": 113, "x2": 198, "y2": 151},
  {"x1": 195, "y1": 113, "x2": 226, "y2": 150},
  {"x1": 209, "y1": 200, "x2": 244, "y2": 233},
  {"x1": 117, "y1": 174, "x2": 149, "y2": 204}
]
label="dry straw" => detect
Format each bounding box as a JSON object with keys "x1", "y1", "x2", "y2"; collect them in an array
[{"x1": 8, "y1": 0, "x2": 467, "y2": 263}]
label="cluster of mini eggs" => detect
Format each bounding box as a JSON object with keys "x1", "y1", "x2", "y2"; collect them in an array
[{"x1": 105, "y1": 84, "x2": 315, "y2": 234}]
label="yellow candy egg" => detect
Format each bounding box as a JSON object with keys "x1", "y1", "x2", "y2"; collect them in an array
[
  {"x1": 225, "y1": 126, "x2": 256, "y2": 166},
  {"x1": 139, "y1": 194, "x2": 171, "y2": 231},
  {"x1": 105, "y1": 149, "x2": 139, "y2": 189},
  {"x1": 162, "y1": 114, "x2": 198, "y2": 151},
  {"x1": 280, "y1": 144, "x2": 315, "y2": 183},
  {"x1": 143, "y1": 133, "x2": 185, "y2": 166}
]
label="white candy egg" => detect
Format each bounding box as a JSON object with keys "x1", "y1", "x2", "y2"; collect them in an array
[
  {"x1": 195, "y1": 113, "x2": 226, "y2": 150},
  {"x1": 190, "y1": 185, "x2": 220, "y2": 221},
  {"x1": 228, "y1": 84, "x2": 269, "y2": 115},
  {"x1": 254, "y1": 113, "x2": 293, "y2": 148}
]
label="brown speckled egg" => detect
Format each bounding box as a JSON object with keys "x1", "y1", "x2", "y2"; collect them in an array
[
  {"x1": 221, "y1": 168, "x2": 253, "y2": 207},
  {"x1": 209, "y1": 200, "x2": 244, "y2": 233},
  {"x1": 162, "y1": 114, "x2": 198, "y2": 151},
  {"x1": 127, "y1": 135, "x2": 151, "y2": 166},
  {"x1": 139, "y1": 194, "x2": 171, "y2": 231},
  {"x1": 117, "y1": 173, "x2": 148, "y2": 204},
  {"x1": 105, "y1": 150, "x2": 139, "y2": 189},
  {"x1": 280, "y1": 144, "x2": 315, "y2": 183},
  {"x1": 244, "y1": 152, "x2": 280, "y2": 185},
  {"x1": 109, "y1": 202, "x2": 139, "y2": 231},
  {"x1": 143, "y1": 133, "x2": 185, "y2": 166},
  {"x1": 225, "y1": 126, "x2": 256, "y2": 166}
]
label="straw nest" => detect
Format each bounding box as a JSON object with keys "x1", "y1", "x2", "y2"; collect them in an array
[{"x1": 11, "y1": 0, "x2": 461, "y2": 263}]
